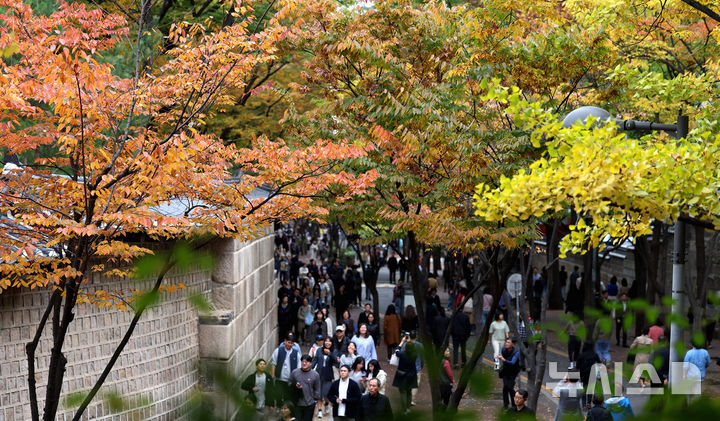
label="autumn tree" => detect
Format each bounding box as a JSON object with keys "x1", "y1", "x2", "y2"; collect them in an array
[
  {"x1": 0, "y1": 1, "x2": 375, "y2": 419},
  {"x1": 274, "y1": 0, "x2": 551, "y2": 415}
]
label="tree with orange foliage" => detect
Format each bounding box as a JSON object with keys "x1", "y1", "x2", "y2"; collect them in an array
[{"x1": 0, "y1": 1, "x2": 375, "y2": 419}]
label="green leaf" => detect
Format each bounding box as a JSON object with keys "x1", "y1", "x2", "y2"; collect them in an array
[
  {"x1": 189, "y1": 292, "x2": 213, "y2": 314},
  {"x1": 64, "y1": 391, "x2": 86, "y2": 408}
]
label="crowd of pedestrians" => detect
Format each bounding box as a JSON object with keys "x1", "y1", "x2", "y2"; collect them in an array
[{"x1": 242, "y1": 226, "x2": 717, "y2": 421}]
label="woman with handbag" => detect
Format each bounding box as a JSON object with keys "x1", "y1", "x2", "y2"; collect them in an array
[{"x1": 392, "y1": 334, "x2": 418, "y2": 414}]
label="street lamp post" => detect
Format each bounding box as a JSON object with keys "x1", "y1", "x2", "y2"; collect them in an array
[{"x1": 563, "y1": 107, "x2": 689, "y2": 389}]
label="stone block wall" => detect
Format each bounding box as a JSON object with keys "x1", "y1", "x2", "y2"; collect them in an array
[
  {"x1": 0, "y1": 225, "x2": 277, "y2": 420},
  {"x1": 198, "y1": 225, "x2": 277, "y2": 419}
]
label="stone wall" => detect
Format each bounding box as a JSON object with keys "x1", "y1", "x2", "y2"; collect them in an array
[
  {"x1": 532, "y1": 227, "x2": 720, "y2": 295},
  {"x1": 0, "y1": 225, "x2": 276, "y2": 421},
  {"x1": 199, "y1": 226, "x2": 278, "y2": 419}
]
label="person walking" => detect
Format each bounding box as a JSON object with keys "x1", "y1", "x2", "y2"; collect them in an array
[
  {"x1": 614, "y1": 293, "x2": 629, "y2": 347},
  {"x1": 401, "y1": 305, "x2": 419, "y2": 334},
  {"x1": 352, "y1": 324, "x2": 378, "y2": 367},
  {"x1": 585, "y1": 395, "x2": 612, "y2": 421},
  {"x1": 241, "y1": 359, "x2": 275, "y2": 417},
  {"x1": 499, "y1": 338, "x2": 521, "y2": 410},
  {"x1": 551, "y1": 371, "x2": 583, "y2": 421},
  {"x1": 328, "y1": 365, "x2": 362, "y2": 420},
  {"x1": 431, "y1": 308, "x2": 451, "y2": 350},
  {"x1": 576, "y1": 342, "x2": 600, "y2": 408},
  {"x1": 366, "y1": 313, "x2": 381, "y2": 346},
  {"x1": 312, "y1": 337, "x2": 336, "y2": 417},
  {"x1": 440, "y1": 347, "x2": 454, "y2": 408},
  {"x1": 333, "y1": 325, "x2": 351, "y2": 356},
  {"x1": 357, "y1": 378, "x2": 393, "y2": 421},
  {"x1": 490, "y1": 313, "x2": 511, "y2": 368},
  {"x1": 322, "y1": 307, "x2": 335, "y2": 339},
  {"x1": 341, "y1": 309, "x2": 357, "y2": 336},
  {"x1": 383, "y1": 304, "x2": 402, "y2": 361},
  {"x1": 350, "y1": 357, "x2": 368, "y2": 392},
  {"x1": 683, "y1": 341, "x2": 711, "y2": 395},
  {"x1": 407, "y1": 331, "x2": 425, "y2": 406},
  {"x1": 387, "y1": 254, "x2": 398, "y2": 284},
  {"x1": 392, "y1": 334, "x2": 419, "y2": 414},
  {"x1": 398, "y1": 258, "x2": 407, "y2": 283},
  {"x1": 506, "y1": 390, "x2": 536, "y2": 420},
  {"x1": 310, "y1": 310, "x2": 329, "y2": 343},
  {"x1": 481, "y1": 289, "x2": 493, "y2": 328},
  {"x1": 298, "y1": 298, "x2": 313, "y2": 345},
  {"x1": 309, "y1": 334, "x2": 325, "y2": 359},
  {"x1": 566, "y1": 316, "x2": 583, "y2": 370},
  {"x1": 277, "y1": 401, "x2": 297, "y2": 421},
  {"x1": 629, "y1": 327, "x2": 654, "y2": 385},
  {"x1": 451, "y1": 304, "x2": 471, "y2": 368},
  {"x1": 288, "y1": 355, "x2": 322, "y2": 421},
  {"x1": 278, "y1": 295, "x2": 295, "y2": 344},
  {"x1": 366, "y1": 360, "x2": 388, "y2": 395},
  {"x1": 271, "y1": 333, "x2": 301, "y2": 404},
  {"x1": 592, "y1": 314, "x2": 612, "y2": 363},
  {"x1": 392, "y1": 280, "x2": 405, "y2": 316},
  {"x1": 340, "y1": 342, "x2": 360, "y2": 368},
  {"x1": 559, "y1": 266, "x2": 568, "y2": 303},
  {"x1": 357, "y1": 303, "x2": 373, "y2": 327}
]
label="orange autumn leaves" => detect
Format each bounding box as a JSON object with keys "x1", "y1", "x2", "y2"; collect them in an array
[{"x1": 0, "y1": 0, "x2": 376, "y2": 294}]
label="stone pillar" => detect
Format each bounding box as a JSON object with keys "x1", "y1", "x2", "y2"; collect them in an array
[{"x1": 198, "y1": 225, "x2": 277, "y2": 418}]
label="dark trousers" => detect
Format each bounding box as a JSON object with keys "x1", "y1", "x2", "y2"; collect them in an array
[
  {"x1": 275, "y1": 380, "x2": 290, "y2": 404},
  {"x1": 296, "y1": 404, "x2": 315, "y2": 421},
  {"x1": 452, "y1": 338, "x2": 467, "y2": 365},
  {"x1": 706, "y1": 321, "x2": 717, "y2": 346},
  {"x1": 440, "y1": 383, "x2": 452, "y2": 407},
  {"x1": 568, "y1": 335, "x2": 581, "y2": 362},
  {"x1": 387, "y1": 343, "x2": 398, "y2": 360},
  {"x1": 615, "y1": 319, "x2": 627, "y2": 346},
  {"x1": 502, "y1": 376, "x2": 516, "y2": 408}
]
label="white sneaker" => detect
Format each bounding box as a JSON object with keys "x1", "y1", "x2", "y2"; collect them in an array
[
  {"x1": 317, "y1": 410, "x2": 323, "y2": 418},
  {"x1": 325, "y1": 404, "x2": 330, "y2": 414}
]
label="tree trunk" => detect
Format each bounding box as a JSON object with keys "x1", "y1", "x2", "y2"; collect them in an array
[
  {"x1": 583, "y1": 246, "x2": 594, "y2": 310},
  {"x1": 546, "y1": 219, "x2": 563, "y2": 309},
  {"x1": 43, "y1": 276, "x2": 81, "y2": 421},
  {"x1": 432, "y1": 246, "x2": 442, "y2": 278},
  {"x1": 407, "y1": 232, "x2": 442, "y2": 415},
  {"x1": 633, "y1": 236, "x2": 649, "y2": 336},
  {"x1": 448, "y1": 249, "x2": 513, "y2": 411}
]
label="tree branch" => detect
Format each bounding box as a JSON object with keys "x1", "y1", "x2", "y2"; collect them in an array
[{"x1": 681, "y1": 0, "x2": 720, "y2": 22}]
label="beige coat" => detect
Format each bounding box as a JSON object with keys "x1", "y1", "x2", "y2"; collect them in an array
[{"x1": 630, "y1": 334, "x2": 654, "y2": 369}]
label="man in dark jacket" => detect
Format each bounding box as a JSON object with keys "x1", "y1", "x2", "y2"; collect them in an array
[
  {"x1": 387, "y1": 254, "x2": 398, "y2": 284},
  {"x1": 506, "y1": 390, "x2": 536, "y2": 420},
  {"x1": 332, "y1": 325, "x2": 351, "y2": 356},
  {"x1": 358, "y1": 378, "x2": 393, "y2": 421},
  {"x1": 451, "y1": 306, "x2": 471, "y2": 368},
  {"x1": 499, "y1": 339, "x2": 520, "y2": 409},
  {"x1": 576, "y1": 341, "x2": 600, "y2": 408},
  {"x1": 241, "y1": 359, "x2": 275, "y2": 415},
  {"x1": 278, "y1": 296, "x2": 294, "y2": 344},
  {"x1": 328, "y1": 365, "x2": 362, "y2": 420},
  {"x1": 585, "y1": 394, "x2": 612, "y2": 421},
  {"x1": 432, "y1": 308, "x2": 451, "y2": 350}
]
